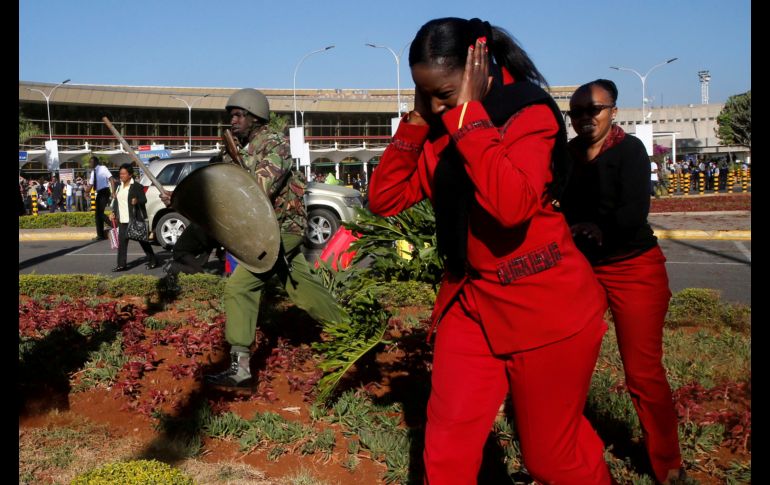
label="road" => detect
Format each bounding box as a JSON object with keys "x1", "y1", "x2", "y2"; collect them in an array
[
  {"x1": 659, "y1": 239, "x2": 751, "y2": 305},
  {"x1": 19, "y1": 239, "x2": 323, "y2": 278},
  {"x1": 20, "y1": 238, "x2": 750, "y2": 306}
]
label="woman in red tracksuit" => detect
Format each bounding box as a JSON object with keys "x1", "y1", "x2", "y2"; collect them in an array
[
  {"x1": 368, "y1": 17, "x2": 612, "y2": 484},
  {"x1": 560, "y1": 79, "x2": 684, "y2": 484}
]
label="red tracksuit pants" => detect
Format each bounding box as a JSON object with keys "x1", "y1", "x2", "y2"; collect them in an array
[
  {"x1": 592, "y1": 245, "x2": 681, "y2": 483},
  {"x1": 423, "y1": 286, "x2": 612, "y2": 484}
]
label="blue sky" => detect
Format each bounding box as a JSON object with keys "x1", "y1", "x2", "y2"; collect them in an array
[{"x1": 19, "y1": 0, "x2": 750, "y2": 108}]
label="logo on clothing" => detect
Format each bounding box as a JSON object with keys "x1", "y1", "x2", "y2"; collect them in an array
[{"x1": 496, "y1": 242, "x2": 562, "y2": 285}]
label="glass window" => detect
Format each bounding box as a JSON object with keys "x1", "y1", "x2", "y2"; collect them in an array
[{"x1": 155, "y1": 163, "x2": 185, "y2": 185}]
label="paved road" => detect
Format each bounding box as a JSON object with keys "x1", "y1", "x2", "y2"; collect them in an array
[
  {"x1": 19, "y1": 238, "x2": 324, "y2": 277},
  {"x1": 20, "y1": 237, "x2": 749, "y2": 305},
  {"x1": 659, "y1": 239, "x2": 750, "y2": 305}
]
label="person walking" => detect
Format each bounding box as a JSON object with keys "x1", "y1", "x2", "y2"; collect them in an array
[
  {"x1": 560, "y1": 79, "x2": 684, "y2": 485},
  {"x1": 109, "y1": 163, "x2": 158, "y2": 272},
  {"x1": 368, "y1": 17, "x2": 611, "y2": 484},
  {"x1": 160, "y1": 88, "x2": 349, "y2": 388},
  {"x1": 87, "y1": 156, "x2": 115, "y2": 240}
]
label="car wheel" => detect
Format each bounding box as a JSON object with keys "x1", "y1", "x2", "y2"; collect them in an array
[
  {"x1": 306, "y1": 208, "x2": 340, "y2": 249},
  {"x1": 156, "y1": 212, "x2": 190, "y2": 249}
]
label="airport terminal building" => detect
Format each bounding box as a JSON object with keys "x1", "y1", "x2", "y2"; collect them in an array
[{"x1": 19, "y1": 81, "x2": 744, "y2": 183}]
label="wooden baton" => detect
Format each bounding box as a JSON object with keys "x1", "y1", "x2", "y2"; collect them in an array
[{"x1": 101, "y1": 116, "x2": 166, "y2": 193}]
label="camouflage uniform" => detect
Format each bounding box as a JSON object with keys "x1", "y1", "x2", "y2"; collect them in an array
[{"x1": 221, "y1": 125, "x2": 349, "y2": 351}]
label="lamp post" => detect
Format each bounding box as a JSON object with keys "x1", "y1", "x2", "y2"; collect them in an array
[
  {"x1": 26, "y1": 78, "x2": 70, "y2": 140},
  {"x1": 171, "y1": 94, "x2": 210, "y2": 154},
  {"x1": 293, "y1": 46, "x2": 335, "y2": 127},
  {"x1": 610, "y1": 58, "x2": 677, "y2": 123},
  {"x1": 365, "y1": 41, "x2": 410, "y2": 116}
]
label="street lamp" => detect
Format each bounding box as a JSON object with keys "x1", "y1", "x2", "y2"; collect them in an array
[
  {"x1": 26, "y1": 78, "x2": 70, "y2": 140},
  {"x1": 171, "y1": 94, "x2": 210, "y2": 154},
  {"x1": 365, "y1": 41, "x2": 410, "y2": 116},
  {"x1": 610, "y1": 58, "x2": 677, "y2": 123},
  {"x1": 299, "y1": 99, "x2": 318, "y2": 126},
  {"x1": 293, "y1": 46, "x2": 335, "y2": 127}
]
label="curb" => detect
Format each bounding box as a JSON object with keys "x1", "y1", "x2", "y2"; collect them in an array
[
  {"x1": 19, "y1": 232, "x2": 96, "y2": 242},
  {"x1": 653, "y1": 230, "x2": 751, "y2": 241}
]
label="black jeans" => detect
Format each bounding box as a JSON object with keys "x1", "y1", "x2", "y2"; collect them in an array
[
  {"x1": 94, "y1": 189, "x2": 112, "y2": 238},
  {"x1": 117, "y1": 222, "x2": 156, "y2": 267}
]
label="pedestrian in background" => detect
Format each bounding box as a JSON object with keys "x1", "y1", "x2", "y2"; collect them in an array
[
  {"x1": 65, "y1": 180, "x2": 73, "y2": 212},
  {"x1": 109, "y1": 163, "x2": 157, "y2": 272},
  {"x1": 86, "y1": 156, "x2": 115, "y2": 240}
]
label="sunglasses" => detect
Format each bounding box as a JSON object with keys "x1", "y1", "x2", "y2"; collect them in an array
[{"x1": 567, "y1": 104, "x2": 615, "y2": 118}]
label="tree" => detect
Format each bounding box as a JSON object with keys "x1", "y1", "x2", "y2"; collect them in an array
[
  {"x1": 268, "y1": 112, "x2": 290, "y2": 134},
  {"x1": 19, "y1": 114, "x2": 42, "y2": 145},
  {"x1": 716, "y1": 91, "x2": 751, "y2": 149}
]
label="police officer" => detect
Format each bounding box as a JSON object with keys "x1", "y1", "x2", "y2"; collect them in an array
[{"x1": 172, "y1": 88, "x2": 349, "y2": 388}]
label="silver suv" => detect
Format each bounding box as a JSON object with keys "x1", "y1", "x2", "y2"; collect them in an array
[
  {"x1": 140, "y1": 156, "x2": 363, "y2": 249},
  {"x1": 304, "y1": 182, "x2": 363, "y2": 249}
]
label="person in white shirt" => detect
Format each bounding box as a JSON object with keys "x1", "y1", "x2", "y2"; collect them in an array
[
  {"x1": 65, "y1": 181, "x2": 73, "y2": 212},
  {"x1": 650, "y1": 160, "x2": 659, "y2": 197},
  {"x1": 87, "y1": 156, "x2": 115, "y2": 240}
]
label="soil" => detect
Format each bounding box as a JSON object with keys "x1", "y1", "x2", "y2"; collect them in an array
[{"x1": 19, "y1": 294, "x2": 426, "y2": 485}]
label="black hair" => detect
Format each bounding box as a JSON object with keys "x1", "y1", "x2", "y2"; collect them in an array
[
  {"x1": 119, "y1": 163, "x2": 134, "y2": 175},
  {"x1": 408, "y1": 17, "x2": 547, "y2": 87},
  {"x1": 576, "y1": 79, "x2": 619, "y2": 104},
  {"x1": 90, "y1": 155, "x2": 100, "y2": 164}
]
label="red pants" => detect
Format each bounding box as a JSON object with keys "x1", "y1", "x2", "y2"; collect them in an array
[
  {"x1": 593, "y1": 245, "x2": 681, "y2": 483},
  {"x1": 424, "y1": 286, "x2": 611, "y2": 484}
]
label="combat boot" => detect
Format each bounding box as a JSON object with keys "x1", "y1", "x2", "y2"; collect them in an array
[{"x1": 204, "y1": 348, "x2": 252, "y2": 388}]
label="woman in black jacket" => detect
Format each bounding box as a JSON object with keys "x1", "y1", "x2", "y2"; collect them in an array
[
  {"x1": 110, "y1": 163, "x2": 158, "y2": 272},
  {"x1": 560, "y1": 79, "x2": 684, "y2": 484}
]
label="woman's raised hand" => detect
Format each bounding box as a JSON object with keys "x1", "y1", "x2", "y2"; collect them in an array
[{"x1": 456, "y1": 37, "x2": 493, "y2": 106}]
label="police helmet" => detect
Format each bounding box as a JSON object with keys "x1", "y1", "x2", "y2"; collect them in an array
[{"x1": 226, "y1": 88, "x2": 270, "y2": 122}]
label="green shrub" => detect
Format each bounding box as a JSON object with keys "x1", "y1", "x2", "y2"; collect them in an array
[
  {"x1": 108, "y1": 274, "x2": 158, "y2": 297},
  {"x1": 372, "y1": 280, "x2": 436, "y2": 308},
  {"x1": 19, "y1": 274, "x2": 225, "y2": 301},
  {"x1": 667, "y1": 288, "x2": 750, "y2": 331},
  {"x1": 70, "y1": 459, "x2": 193, "y2": 485},
  {"x1": 19, "y1": 274, "x2": 110, "y2": 296},
  {"x1": 177, "y1": 273, "x2": 226, "y2": 300},
  {"x1": 19, "y1": 211, "x2": 104, "y2": 229}
]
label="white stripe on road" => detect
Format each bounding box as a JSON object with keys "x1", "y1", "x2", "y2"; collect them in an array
[{"x1": 733, "y1": 241, "x2": 751, "y2": 262}]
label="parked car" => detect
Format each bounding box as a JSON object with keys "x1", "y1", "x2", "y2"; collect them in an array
[
  {"x1": 140, "y1": 156, "x2": 363, "y2": 250},
  {"x1": 140, "y1": 156, "x2": 212, "y2": 249},
  {"x1": 303, "y1": 182, "x2": 363, "y2": 249}
]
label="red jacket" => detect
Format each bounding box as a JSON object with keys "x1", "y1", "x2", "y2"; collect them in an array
[{"x1": 369, "y1": 101, "x2": 606, "y2": 355}]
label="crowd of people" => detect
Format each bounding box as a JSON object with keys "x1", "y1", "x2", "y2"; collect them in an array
[
  {"x1": 310, "y1": 171, "x2": 366, "y2": 192},
  {"x1": 656, "y1": 157, "x2": 749, "y2": 193},
  {"x1": 19, "y1": 175, "x2": 91, "y2": 215}
]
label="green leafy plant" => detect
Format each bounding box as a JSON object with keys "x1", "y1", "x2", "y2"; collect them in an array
[
  {"x1": 313, "y1": 288, "x2": 390, "y2": 402},
  {"x1": 71, "y1": 337, "x2": 129, "y2": 391},
  {"x1": 345, "y1": 201, "x2": 443, "y2": 287}
]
